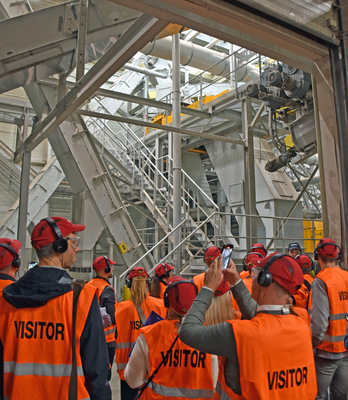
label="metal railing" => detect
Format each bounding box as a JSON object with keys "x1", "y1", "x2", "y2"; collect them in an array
[{"x1": 114, "y1": 211, "x2": 322, "y2": 296}]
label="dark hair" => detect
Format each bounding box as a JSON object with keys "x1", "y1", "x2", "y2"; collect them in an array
[
  {"x1": 36, "y1": 243, "x2": 55, "y2": 259},
  {"x1": 149, "y1": 275, "x2": 161, "y2": 298}
]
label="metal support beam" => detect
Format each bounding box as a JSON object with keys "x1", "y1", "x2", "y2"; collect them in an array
[
  {"x1": 242, "y1": 97, "x2": 256, "y2": 249},
  {"x1": 17, "y1": 112, "x2": 30, "y2": 275},
  {"x1": 14, "y1": 14, "x2": 169, "y2": 161},
  {"x1": 172, "y1": 34, "x2": 181, "y2": 272},
  {"x1": 75, "y1": 109, "x2": 245, "y2": 145},
  {"x1": 76, "y1": 0, "x2": 89, "y2": 81},
  {"x1": 40, "y1": 78, "x2": 212, "y2": 119}
]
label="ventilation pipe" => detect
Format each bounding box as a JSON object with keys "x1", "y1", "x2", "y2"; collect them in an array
[{"x1": 142, "y1": 36, "x2": 259, "y2": 81}]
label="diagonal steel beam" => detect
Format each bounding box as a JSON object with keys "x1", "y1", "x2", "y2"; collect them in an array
[
  {"x1": 76, "y1": 109, "x2": 246, "y2": 145},
  {"x1": 14, "y1": 14, "x2": 168, "y2": 161}
]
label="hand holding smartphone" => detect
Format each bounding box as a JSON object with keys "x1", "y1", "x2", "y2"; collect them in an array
[{"x1": 221, "y1": 244, "x2": 234, "y2": 269}]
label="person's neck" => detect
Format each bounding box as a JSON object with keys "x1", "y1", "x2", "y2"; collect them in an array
[
  {"x1": 38, "y1": 255, "x2": 64, "y2": 268},
  {"x1": 0, "y1": 266, "x2": 16, "y2": 278}
]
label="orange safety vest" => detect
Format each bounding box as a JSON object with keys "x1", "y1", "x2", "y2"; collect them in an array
[
  {"x1": 309, "y1": 266, "x2": 348, "y2": 353},
  {"x1": 214, "y1": 357, "x2": 242, "y2": 400},
  {"x1": 239, "y1": 271, "x2": 249, "y2": 280},
  {"x1": 0, "y1": 278, "x2": 15, "y2": 290},
  {"x1": 115, "y1": 294, "x2": 166, "y2": 379},
  {"x1": 193, "y1": 272, "x2": 205, "y2": 292},
  {"x1": 229, "y1": 313, "x2": 317, "y2": 399},
  {"x1": 0, "y1": 284, "x2": 96, "y2": 400},
  {"x1": 158, "y1": 281, "x2": 166, "y2": 299},
  {"x1": 292, "y1": 274, "x2": 313, "y2": 309},
  {"x1": 231, "y1": 276, "x2": 252, "y2": 320},
  {"x1": 141, "y1": 319, "x2": 215, "y2": 400},
  {"x1": 88, "y1": 278, "x2": 116, "y2": 344}
]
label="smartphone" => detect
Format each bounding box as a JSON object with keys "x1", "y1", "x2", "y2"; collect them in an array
[
  {"x1": 221, "y1": 244, "x2": 234, "y2": 269},
  {"x1": 28, "y1": 261, "x2": 38, "y2": 270}
]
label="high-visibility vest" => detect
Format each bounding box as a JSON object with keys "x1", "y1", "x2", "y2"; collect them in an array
[
  {"x1": 141, "y1": 319, "x2": 215, "y2": 400},
  {"x1": 158, "y1": 281, "x2": 166, "y2": 299},
  {"x1": 88, "y1": 278, "x2": 116, "y2": 344},
  {"x1": 229, "y1": 313, "x2": 317, "y2": 399},
  {"x1": 239, "y1": 271, "x2": 249, "y2": 280},
  {"x1": 0, "y1": 277, "x2": 15, "y2": 290},
  {"x1": 293, "y1": 274, "x2": 313, "y2": 309},
  {"x1": 214, "y1": 357, "x2": 242, "y2": 400},
  {"x1": 309, "y1": 266, "x2": 348, "y2": 353},
  {"x1": 115, "y1": 295, "x2": 166, "y2": 379},
  {"x1": 193, "y1": 272, "x2": 205, "y2": 292},
  {"x1": 231, "y1": 275, "x2": 252, "y2": 321},
  {"x1": 0, "y1": 284, "x2": 97, "y2": 400}
]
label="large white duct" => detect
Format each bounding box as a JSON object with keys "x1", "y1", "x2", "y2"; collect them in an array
[{"x1": 142, "y1": 36, "x2": 259, "y2": 82}]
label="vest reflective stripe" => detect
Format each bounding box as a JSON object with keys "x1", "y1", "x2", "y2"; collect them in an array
[
  {"x1": 115, "y1": 295, "x2": 166, "y2": 380},
  {"x1": 311, "y1": 267, "x2": 348, "y2": 353},
  {"x1": 148, "y1": 380, "x2": 214, "y2": 399},
  {"x1": 215, "y1": 381, "x2": 230, "y2": 400},
  {"x1": 330, "y1": 312, "x2": 348, "y2": 321},
  {"x1": 323, "y1": 333, "x2": 346, "y2": 342},
  {"x1": 115, "y1": 341, "x2": 134, "y2": 349},
  {"x1": 214, "y1": 357, "x2": 242, "y2": 400},
  {"x1": 4, "y1": 361, "x2": 84, "y2": 377},
  {"x1": 105, "y1": 326, "x2": 116, "y2": 335},
  {"x1": 88, "y1": 278, "x2": 116, "y2": 344}
]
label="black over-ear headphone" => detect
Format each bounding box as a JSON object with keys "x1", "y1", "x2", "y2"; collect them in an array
[
  {"x1": 314, "y1": 242, "x2": 341, "y2": 261},
  {"x1": 257, "y1": 253, "x2": 288, "y2": 287},
  {"x1": 0, "y1": 243, "x2": 21, "y2": 269},
  {"x1": 159, "y1": 263, "x2": 170, "y2": 279},
  {"x1": 41, "y1": 218, "x2": 68, "y2": 253},
  {"x1": 163, "y1": 280, "x2": 198, "y2": 308},
  {"x1": 104, "y1": 256, "x2": 111, "y2": 273}
]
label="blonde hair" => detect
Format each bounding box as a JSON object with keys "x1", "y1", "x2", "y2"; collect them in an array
[
  {"x1": 204, "y1": 291, "x2": 235, "y2": 326},
  {"x1": 130, "y1": 276, "x2": 148, "y2": 306}
]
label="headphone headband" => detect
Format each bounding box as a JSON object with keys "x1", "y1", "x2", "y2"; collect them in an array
[
  {"x1": 314, "y1": 241, "x2": 341, "y2": 260},
  {"x1": 103, "y1": 256, "x2": 111, "y2": 273},
  {"x1": 163, "y1": 279, "x2": 198, "y2": 308},
  {"x1": 41, "y1": 218, "x2": 68, "y2": 253},
  {"x1": 257, "y1": 253, "x2": 287, "y2": 287},
  {"x1": 0, "y1": 243, "x2": 21, "y2": 269}
]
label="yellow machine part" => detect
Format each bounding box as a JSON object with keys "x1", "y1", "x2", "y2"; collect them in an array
[
  {"x1": 303, "y1": 220, "x2": 323, "y2": 253},
  {"x1": 123, "y1": 285, "x2": 131, "y2": 301},
  {"x1": 146, "y1": 89, "x2": 230, "y2": 135}
]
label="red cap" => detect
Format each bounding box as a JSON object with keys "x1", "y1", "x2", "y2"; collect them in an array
[
  {"x1": 250, "y1": 243, "x2": 267, "y2": 257},
  {"x1": 129, "y1": 267, "x2": 149, "y2": 279},
  {"x1": 244, "y1": 252, "x2": 264, "y2": 271},
  {"x1": 258, "y1": 253, "x2": 304, "y2": 295},
  {"x1": 214, "y1": 279, "x2": 230, "y2": 296},
  {"x1": 294, "y1": 254, "x2": 313, "y2": 270},
  {"x1": 92, "y1": 256, "x2": 116, "y2": 271},
  {"x1": 155, "y1": 263, "x2": 174, "y2": 278},
  {"x1": 31, "y1": 217, "x2": 85, "y2": 250},
  {"x1": 165, "y1": 276, "x2": 198, "y2": 315},
  {"x1": 315, "y1": 238, "x2": 339, "y2": 259},
  {"x1": 204, "y1": 246, "x2": 221, "y2": 261},
  {"x1": 0, "y1": 238, "x2": 22, "y2": 269}
]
